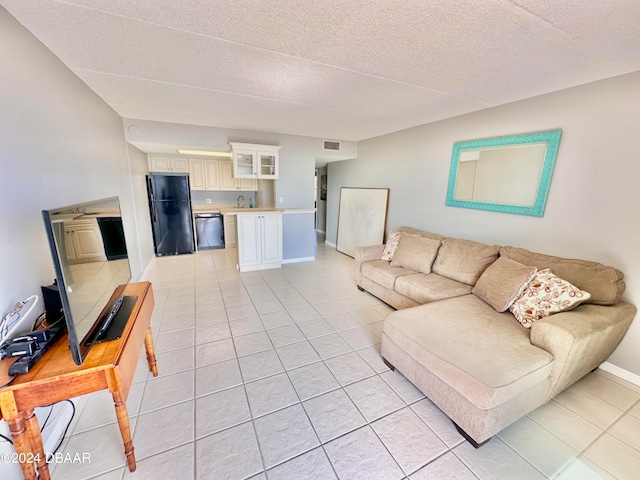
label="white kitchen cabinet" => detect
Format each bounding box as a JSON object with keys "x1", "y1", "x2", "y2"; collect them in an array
[
  {"x1": 236, "y1": 176, "x2": 257, "y2": 191},
  {"x1": 229, "y1": 143, "x2": 281, "y2": 180},
  {"x1": 219, "y1": 161, "x2": 237, "y2": 191},
  {"x1": 189, "y1": 159, "x2": 221, "y2": 190},
  {"x1": 219, "y1": 160, "x2": 257, "y2": 191},
  {"x1": 64, "y1": 219, "x2": 106, "y2": 263},
  {"x1": 149, "y1": 156, "x2": 189, "y2": 173},
  {"x1": 236, "y1": 212, "x2": 282, "y2": 272},
  {"x1": 63, "y1": 229, "x2": 77, "y2": 260},
  {"x1": 188, "y1": 159, "x2": 206, "y2": 190},
  {"x1": 223, "y1": 214, "x2": 237, "y2": 248},
  {"x1": 204, "y1": 160, "x2": 220, "y2": 190}
]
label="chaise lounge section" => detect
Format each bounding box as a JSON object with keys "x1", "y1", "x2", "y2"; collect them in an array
[{"x1": 355, "y1": 227, "x2": 636, "y2": 446}]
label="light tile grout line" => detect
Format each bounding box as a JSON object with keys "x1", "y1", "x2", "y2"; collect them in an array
[
  {"x1": 201, "y1": 250, "x2": 400, "y2": 476},
  {"x1": 252, "y1": 256, "x2": 532, "y2": 478},
  {"x1": 214, "y1": 250, "x2": 412, "y2": 476},
  {"x1": 227, "y1": 311, "x2": 270, "y2": 479},
  {"x1": 241, "y1": 268, "x2": 414, "y2": 477}
]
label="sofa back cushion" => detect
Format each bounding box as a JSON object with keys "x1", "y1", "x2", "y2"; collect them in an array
[
  {"x1": 432, "y1": 238, "x2": 500, "y2": 285},
  {"x1": 397, "y1": 226, "x2": 445, "y2": 241},
  {"x1": 472, "y1": 257, "x2": 537, "y2": 312},
  {"x1": 390, "y1": 233, "x2": 441, "y2": 274},
  {"x1": 499, "y1": 246, "x2": 625, "y2": 305}
]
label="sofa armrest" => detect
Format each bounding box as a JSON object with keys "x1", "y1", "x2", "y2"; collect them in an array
[
  {"x1": 355, "y1": 245, "x2": 385, "y2": 265},
  {"x1": 530, "y1": 301, "x2": 636, "y2": 398},
  {"x1": 354, "y1": 245, "x2": 385, "y2": 287}
]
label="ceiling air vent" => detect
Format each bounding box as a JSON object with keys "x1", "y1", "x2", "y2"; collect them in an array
[{"x1": 323, "y1": 140, "x2": 341, "y2": 151}]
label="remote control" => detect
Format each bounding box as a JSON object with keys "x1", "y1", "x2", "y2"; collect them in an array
[{"x1": 94, "y1": 295, "x2": 125, "y2": 341}]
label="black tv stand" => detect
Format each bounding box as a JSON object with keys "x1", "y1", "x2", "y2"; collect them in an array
[{"x1": 85, "y1": 295, "x2": 138, "y2": 345}]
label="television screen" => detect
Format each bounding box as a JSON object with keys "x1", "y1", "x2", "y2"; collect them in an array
[{"x1": 42, "y1": 196, "x2": 132, "y2": 365}]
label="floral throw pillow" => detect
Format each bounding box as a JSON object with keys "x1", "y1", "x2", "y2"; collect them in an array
[
  {"x1": 509, "y1": 269, "x2": 591, "y2": 328},
  {"x1": 381, "y1": 230, "x2": 401, "y2": 261}
]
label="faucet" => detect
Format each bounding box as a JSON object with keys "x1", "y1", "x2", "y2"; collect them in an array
[{"x1": 236, "y1": 195, "x2": 245, "y2": 207}]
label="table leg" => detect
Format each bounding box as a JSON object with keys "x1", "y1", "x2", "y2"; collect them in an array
[
  {"x1": 112, "y1": 390, "x2": 136, "y2": 472},
  {"x1": 144, "y1": 326, "x2": 158, "y2": 377},
  {"x1": 7, "y1": 415, "x2": 37, "y2": 480},
  {"x1": 24, "y1": 408, "x2": 51, "y2": 480}
]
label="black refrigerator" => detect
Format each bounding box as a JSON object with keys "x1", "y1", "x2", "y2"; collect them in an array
[{"x1": 146, "y1": 173, "x2": 195, "y2": 256}]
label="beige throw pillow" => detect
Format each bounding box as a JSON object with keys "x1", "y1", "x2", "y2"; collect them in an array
[
  {"x1": 432, "y1": 238, "x2": 500, "y2": 285},
  {"x1": 472, "y1": 258, "x2": 537, "y2": 312},
  {"x1": 381, "y1": 230, "x2": 401, "y2": 261},
  {"x1": 509, "y1": 269, "x2": 591, "y2": 328},
  {"x1": 390, "y1": 234, "x2": 441, "y2": 274}
]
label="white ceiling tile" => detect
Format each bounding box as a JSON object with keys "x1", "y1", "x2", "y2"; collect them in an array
[
  {"x1": 3, "y1": 0, "x2": 640, "y2": 142},
  {"x1": 514, "y1": 0, "x2": 640, "y2": 63},
  {"x1": 74, "y1": 71, "x2": 402, "y2": 140}
]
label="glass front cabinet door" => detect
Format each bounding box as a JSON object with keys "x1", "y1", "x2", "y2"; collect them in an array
[{"x1": 230, "y1": 143, "x2": 281, "y2": 179}]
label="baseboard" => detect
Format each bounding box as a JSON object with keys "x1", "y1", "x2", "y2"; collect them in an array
[
  {"x1": 316, "y1": 229, "x2": 326, "y2": 234},
  {"x1": 137, "y1": 256, "x2": 156, "y2": 282},
  {"x1": 325, "y1": 240, "x2": 337, "y2": 248},
  {"x1": 282, "y1": 256, "x2": 316, "y2": 264},
  {"x1": 599, "y1": 362, "x2": 640, "y2": 387}
]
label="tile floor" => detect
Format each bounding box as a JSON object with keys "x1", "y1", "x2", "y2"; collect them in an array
[{"x1": 50, "y1": 241, "x2": 640, "y2": 479}]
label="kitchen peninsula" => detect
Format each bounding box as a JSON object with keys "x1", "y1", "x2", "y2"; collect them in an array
[{"x1": 192, "y1": 205, "x2": 316, "y2": 269}]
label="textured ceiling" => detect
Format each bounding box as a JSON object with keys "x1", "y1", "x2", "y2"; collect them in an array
[{"x1": 3, "y1": 0, "x2": 640, "y2": 141}]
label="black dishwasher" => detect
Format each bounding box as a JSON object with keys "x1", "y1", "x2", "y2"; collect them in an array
[{"x1": 194, "y1": 213, "x2": 225, "y2": 250}]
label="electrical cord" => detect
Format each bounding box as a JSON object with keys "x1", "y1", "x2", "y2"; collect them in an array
[
  {"x1": 0, "y1": 400, "x2": 75, "y2": 453},
  {"x1": 32, "y1": 312, "x2": 47, "y2": 330},
  {"x1": 51, "y1": 400, "x2": 75, "y2": 454},
  {"x1": 0, "y1": 295, "x2": 39, "y2": 346},
  {"x1": 0, "y1": 301, "x2": 76, "y2": 451},
  {"x1": 0, "y1": 375, "x2": 16, "y2": 389}
]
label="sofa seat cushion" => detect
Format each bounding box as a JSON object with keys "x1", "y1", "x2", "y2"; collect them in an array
[
  {"x1": 361, "y1": 260, "x2": 415, "y2": 290},
  {"x1": 395, "y1": 273, "x2": 472, "y2": 304},
  {"x1": 383, "y1": 295, "x2": 554, "y2": 410}
]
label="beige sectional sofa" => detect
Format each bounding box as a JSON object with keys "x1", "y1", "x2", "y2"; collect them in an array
[{"x1": 355, "y1": 227, "x2": 636, "y2": 447}]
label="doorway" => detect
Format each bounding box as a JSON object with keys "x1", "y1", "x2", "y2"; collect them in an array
[{"x1": 315, "y1": 167, "x2": 328, "y2": 235}]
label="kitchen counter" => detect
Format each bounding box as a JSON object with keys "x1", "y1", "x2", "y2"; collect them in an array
[
  {"x1": 79, "y1": 212, "x2": 121, "y2": 218},
  {"x1": 51, "y1": 209, "x2": 121, "y2": 220},
  {"x1": 229, "y1": 208, "x2": 316, "y2": 215},
  {"x1": 192, "y1": 204, "x2": 316, "y2": 215}
]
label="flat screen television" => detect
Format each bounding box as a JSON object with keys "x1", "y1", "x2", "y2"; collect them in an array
[{"x1": 42, "y1": 196, "x2": 134, "y2": 365}]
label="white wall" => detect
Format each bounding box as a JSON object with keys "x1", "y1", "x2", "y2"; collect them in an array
[
  {"x1": 126, "y1": 144, "x2": 155, "y2": 275},
  {"x1": 0, "y1": 8, "x2": 152, "y2": 318},
  {"x1": 328, "y1": 71, "x2": 640, "y2": 375}
]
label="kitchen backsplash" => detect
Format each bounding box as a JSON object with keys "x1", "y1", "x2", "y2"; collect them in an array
[{"x1": 191, "y1": 190, "x2": 257, "y2": 205}]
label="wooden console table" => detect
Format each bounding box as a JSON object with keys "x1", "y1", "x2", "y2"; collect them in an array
[{"x1": 0, "y1": 282, "x2": 157, "y2": 480}]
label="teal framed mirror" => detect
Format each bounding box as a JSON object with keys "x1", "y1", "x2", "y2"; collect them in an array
[{"x1": 445, "y1": 130, "x2": 561, "y2": 217}]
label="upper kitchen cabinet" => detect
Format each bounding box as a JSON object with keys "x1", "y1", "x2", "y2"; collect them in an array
[
  {"x1": 220, "y1": 160, "x2": 257, "y2": 191},
  {"x1": 149, "y1": 156, "x2": 189, "y2": 173},
  {"x1": 229, "y1": 143, "x2": 281, "y2": 180},
  {"x1": 189, "y1": 158, "x2": 220, "y2": 190}
]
